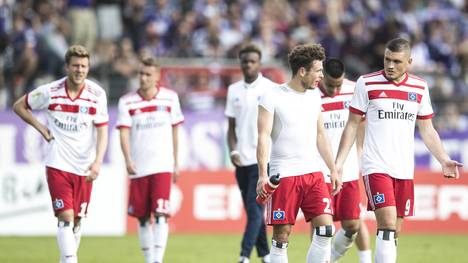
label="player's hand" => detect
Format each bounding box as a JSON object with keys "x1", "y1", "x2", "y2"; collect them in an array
[
  {"x1": 230, "y1": 151, "x2": 242, "y2": 167},
  {"x1": 172, "y1": 166, "x2": 180, "y2": 183},
  {"x1": 39, "y1": 124, "x2": 54, "y2": 142},
  {"x1": 256, "y1": 176, "x2": 268, "y2": 198},
  {"x1": 442, "y1": 159, "x2": 463, "y2": 179},
  {"x1": 330, "y1": 168, "x2": 343, "y2": 196},
  {"x1": 126, "y1": 160, "x2": 137, "y2": 175},
  {"x1": 86, "y1": 161, "x2": 101, "y2": 182}
]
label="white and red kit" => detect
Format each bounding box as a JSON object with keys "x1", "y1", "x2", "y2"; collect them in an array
[
  {"x1": 116, "y1": 87, "x2": 184, "y2": 178},
  {"x1": 350, "y1": 71, "x2": 433, "y2": 216},
  {"x1": 318, "y1": 79, "x2": 359, "y2": 183},
  {"x1": 319, "y1": 79, "x2": 361, "y2": 220},
  {"x1": 26, "y1": 77, "x2": 109, "y2": 175},
  {"x1": 26, "y1": 77, "x2": 108, "y2": 216},
  {"x1": 116, "y1": 87, "x2": 184, "y2": 217},
  {"x1": 260, "y1": 85, "x2": 332, "y2": 224}
]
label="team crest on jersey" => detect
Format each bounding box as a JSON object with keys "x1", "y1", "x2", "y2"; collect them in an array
[
  {"x1": 408, "y1": 92, "x2": 417, "y2": 102},
  {"x1": 79, "y1": 106, "x2": 89, "y2": 113},
  {"x1": 273, "y1": 209, "x2": 285, "y2": 220},
  {"x1": 343, "y1": 100, "x2": 350, "y2": 109},
  {"x1": 373, "y1": 193, "x2": 385, "y2": 204},
  {"x1": 53, "y1": 199, "x2": 64, "y2": 210}
]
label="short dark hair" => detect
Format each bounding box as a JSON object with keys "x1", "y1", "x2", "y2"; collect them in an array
[
  {"x1": 65, "y1": 45, "x2": 89, "y2": 65},
  {"x1": 385, "y1": 37, "x2": 411, "y2": 53},
  {"x1": 288, "y1": 44, "x2": 326, "y2": 76},
  {"x1": 141, "y1": 56, "x2": 160, "y2": 68},
  {"x1": 324, "y1": 58, "x2": 345, "y2": 78},
  {"x1": 238, "y1": 43, "x2": 262, "y2": 59}
]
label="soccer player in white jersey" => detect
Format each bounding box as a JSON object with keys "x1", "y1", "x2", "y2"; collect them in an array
[
  {"x1": 335, "y1": 38, "x2": 463, "y2": 263},
  {"x1": 117, "y1": 57, "x2": 184, "y2": 263},
  {"x1": 257, "y1": 43, "x2": 341, "y2": 263},
  {"x1": 225, "y1": 44, "x2": 276, "y2": 263},
  {"x1": 316, "y1": 58, "x2": 372, "y2": 263},
  {"x1": 13, "y1": 45, "x2": 109, "y2": 263}
]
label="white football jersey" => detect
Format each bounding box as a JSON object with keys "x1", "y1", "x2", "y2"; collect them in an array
[
  {"x1": 319, "y1": 79, "x2": 359, "y2": 182},
  {"x1": 260, "y1": 84, "x2": 323, "y2": 178},
  {"x1": 116, "y1": 87, "x2": 184, "y2": 178},
  {"x1": 224, "y1": 74, "x2": 277, "y2": 166},
  {"x1": 26, "y1": 77, "x2": 108, "y2": 176},
  {"x1": 350, "y1": 71, "x2": 433, "y2": 179}
]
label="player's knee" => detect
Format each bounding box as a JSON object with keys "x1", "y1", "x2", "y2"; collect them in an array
[
  {"x1": 342, "y1": 220, "x2": 360, "y2": 235},
  {"x1": 377, "y1": 218, "x2": 396, "y2": 230},
  {"x1": 138, "y1": 216, "x2": 150, "y2": 226},
  {"x1": 376, "y1": 229, "x2": 396, "y2": 241},
  {"x1": 314, "y1": 225, "x2": 335, "y2": 237},
  {"x1": 57, "y1": 210, "x2": 74, "y2": 222}
]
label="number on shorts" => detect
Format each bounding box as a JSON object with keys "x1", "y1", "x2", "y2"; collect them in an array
[
  {"x1": 77, "y1": 202, "x2": 88, "y2": 217},
  {"x1": 323, "y1": 198, "x2": 332, "y2": 213},
  {"x1": 156, "y1": 198, "x2": 170, "y2": 214},
  {"x1": 404, "y1": 199, "x2": 411, "y2": 216}
]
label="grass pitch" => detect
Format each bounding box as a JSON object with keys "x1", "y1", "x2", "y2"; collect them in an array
[{"x1": 0, "y1": 234, "x2": 466, "y2": 262}]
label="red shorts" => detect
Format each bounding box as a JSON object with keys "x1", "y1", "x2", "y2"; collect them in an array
[
  {"x1": 128, "y1": 173, "x2": 172, "y2": 218},
  {"x1": 266, "y1": 172, "x2": 332, "y2": 225},
  {"x1": 46, "y1": 166, "x2": 93, "y2": 217},
  {"x1": 363, "y1": 173, "x2": 414, "y2": 217},
  {"x1": 327, "y1": 180, "x2": 361, "y2": 221}
]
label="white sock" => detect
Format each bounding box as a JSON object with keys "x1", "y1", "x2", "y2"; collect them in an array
[
  {"x1": 331, "y1": 228, "x2": 356, "y2": 262},
  {"x1": 263, "y1": 254, "x2": 271, "y2": 263},
  {"x1": 358, "y1": 249, "x2": 372, "y2": 263},
  {"x1": 73, "y1": 225, "x2": 82, "y2": 252},
  {"x1": 153, "y1": 216, "x2": 169, "y2": 263},
  {"x1": 307, "y1": 225, "x2": 334, "y2": 263},
  {"x1": 138, "y1": 221, "x2": 154, "y2": 263},
  {"x1": 57, "y1": 221, "x2": 77, "y2": 263},
  {"x1": 270, "y1": 244, "x2": 288, "y2": 263},
  {"x1": 375, "y1": 229, "x2": 396, "y2": 263},
  {"x1": 239, "y1": 256, "x2": 250, "y2": 263}
]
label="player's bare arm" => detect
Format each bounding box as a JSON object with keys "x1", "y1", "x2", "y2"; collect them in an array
[
  {"x1": 87, "y1": 125, "x2": 108, "y2": 182},
  {"x1": 119, "y1": 127, "x2": 137, "y2": 175},
  {"x1": 356, "y1": 117, "x2": 366, "y2": 159},
  {"x1": 316, "y1": 112, "x2": 342, "y2": 195},
  {"x1": 13, "y1": 95, "x2": 54, "y2": 142},
  {"x1": 227, "y1": 117, "x2": 242, "y2": 167},
  {"x1": 335, "y1": 112, "x2": 362, "y2": 176},
  {"x1": 417, "y1": 118, "x2": 463, "y2": 178},
  {"x1": 172, "y1": 124, "x2": 180, "y2": 183},
  {"x1": 256, "y1": 105, "x2": 273, "y2": 198}
]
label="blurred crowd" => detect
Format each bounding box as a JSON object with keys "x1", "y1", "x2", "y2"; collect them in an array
[{"x1": 0, "y1": 0, "x2": 466, "y2": 131}]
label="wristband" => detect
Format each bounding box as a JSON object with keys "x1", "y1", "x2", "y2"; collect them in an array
[{"x1": 230, "y1": 150, "x2": 240, "y2": 157}]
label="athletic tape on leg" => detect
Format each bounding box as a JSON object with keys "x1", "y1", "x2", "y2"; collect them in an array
[
  {"x1": 272, "y1": 239, "x2": 288, "y2": 249},
  {"x1": 315, "y1": 225, "x2": 335, "y2": 237}
]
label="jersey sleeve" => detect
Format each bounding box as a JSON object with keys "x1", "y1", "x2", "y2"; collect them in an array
[
  {"x1": 171, "y1": 93, "x2": 184, "y2": 125},
  {"x1": 349, "y1": 76, "x2": 368, "y2": 115},
  {"x1": 417, "y1": 84, "x2": 434, "y2": 119},
  {"x1": 26, "y1": 85, "x2": 50, "y2": 110},
  {"x1": 259, "y1": 88, "x2": 275, "y2": 113},
  {"x1": 224, "y1": 85, "x2": 235, "y2": 118},
  {"x1": 94, "y1": 92, "x2": 109, "y2": 127},
  {"x1": 116, "y1": 97, "x2": 132, "y2": 128}
]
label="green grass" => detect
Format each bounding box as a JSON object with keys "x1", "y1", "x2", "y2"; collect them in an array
[{"x1": 0, "y1": 234, "x2": 467, "y2": 262}]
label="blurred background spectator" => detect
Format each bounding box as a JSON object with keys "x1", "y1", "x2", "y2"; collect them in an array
[{"x1": 0, "y1": 0, "x2": 466, "y2": 131}]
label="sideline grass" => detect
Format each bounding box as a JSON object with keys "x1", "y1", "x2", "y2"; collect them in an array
[{"x1": 0, "y1": 234, "x2": 467, "y2": 262}]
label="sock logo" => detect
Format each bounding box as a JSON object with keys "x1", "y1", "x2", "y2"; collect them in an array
[
  {"x1": 374, "y1": 193, "x2": 385, "y2": 204},
  {"x1": 53, "y1": 198, "x2": 64, "y2": 210},
  {"x1": 273, "y1": 209, "x2": 285, "y2": 220}
]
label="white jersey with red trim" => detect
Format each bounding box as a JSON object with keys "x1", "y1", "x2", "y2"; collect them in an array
[
  {"x1": 259, "y1": 84, "x2": 323, "y2": 178},
  {"x1": 116, "y1": 87, "x2": 184, "y2": 178},
  {"x1": 26, "y1": 77, "x2": 109, "y2": 176},
  {"x1": 349, "y1": 71, "x2": 434, "y2": 179},
  {"x1": 319, "y1": 79, "x2": 359, "y2": 182}
]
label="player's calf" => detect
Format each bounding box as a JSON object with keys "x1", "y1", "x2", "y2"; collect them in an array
[
  {"x1": 375, "y1": 229, "x2": 396, "y2": 263},
  {"x1": 57, "y1": 220, "x2": 77, "y2": 263}
]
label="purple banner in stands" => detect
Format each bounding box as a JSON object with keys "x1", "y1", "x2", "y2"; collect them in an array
[{"x1": 0, "y1": 108, "x2": 465, "y2": 170}]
